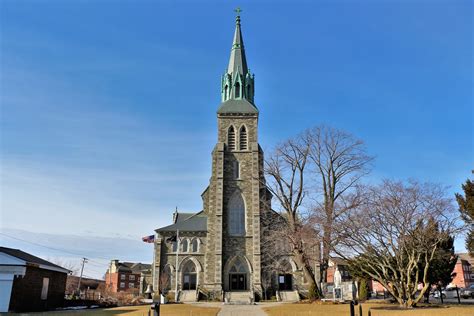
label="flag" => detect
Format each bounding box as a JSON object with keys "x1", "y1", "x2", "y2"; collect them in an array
[
  {"x1": 166, "y1": 235, "x2": 177, "y2": 243},
  {"x1": 142, "y1": 235, "x2": 155, "y2": 243}
]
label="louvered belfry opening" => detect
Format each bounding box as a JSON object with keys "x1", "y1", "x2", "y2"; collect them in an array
[
  {"x1": 228, "y1": 126, "x2": 236, "y2": 150},
  {"x1": 239, "y1": 126, "x2": 247, "y2": 150}
]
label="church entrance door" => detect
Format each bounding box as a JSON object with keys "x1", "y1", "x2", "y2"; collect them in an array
[
  {"x1": 230, "y1": 273, "x2": 247, "y2": 291},
  {"x1": 278, "y1": 274, "x2": 292, "y2": 291}
]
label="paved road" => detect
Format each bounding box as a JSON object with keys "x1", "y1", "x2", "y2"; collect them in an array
[{"x1": 430, "y1": 297, "x2": 474, "y2": 304}]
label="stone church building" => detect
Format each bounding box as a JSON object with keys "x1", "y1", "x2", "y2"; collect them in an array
[{"x1": 153, "y1": 14, "x2": 305, "y2": 302}]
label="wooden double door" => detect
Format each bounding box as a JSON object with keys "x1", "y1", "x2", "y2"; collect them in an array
[{"x1": 229, "y1": 273, "x2": 247, "y2": 291}]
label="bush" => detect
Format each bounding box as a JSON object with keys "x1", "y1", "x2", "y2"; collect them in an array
[
  {"x1": 358, "y1": 279, "x2": 369, "y2": 301},
  {"x1": 308, "y1": 282, "x2": 320, "y2": 301}
]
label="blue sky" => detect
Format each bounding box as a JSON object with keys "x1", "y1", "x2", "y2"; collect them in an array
[{"x1": 1, "y1": 0, "x2": 472, "y2": 277}]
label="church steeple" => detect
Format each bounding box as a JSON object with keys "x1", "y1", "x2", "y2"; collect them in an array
[
  {"x1": 227, "y1": 13, "x2": 248, "y2": 77},
  {"x1": 219, "y1": 9, "x2": 257, "y2": 110}
]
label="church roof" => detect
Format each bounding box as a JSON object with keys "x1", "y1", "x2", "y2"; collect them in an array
[
  {"x1": 156, "y1": 211, "x2": 207, "y2": 232},
  {"x1": 217, "y1": 98, "x2": 258, "y2": 114},
  {"x1": 174, "y1": 212, "x2": 194, "y2": 223}
]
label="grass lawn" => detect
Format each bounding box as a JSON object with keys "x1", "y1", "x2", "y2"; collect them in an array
[
  {"x1": 264, "y1": 302, "x2": 474, "y2": 316},
  {"x1": 19, "y1": 304, "x2": 220, "y2": 316}
]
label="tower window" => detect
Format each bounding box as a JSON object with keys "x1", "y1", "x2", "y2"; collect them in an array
[
  {"x1": 228, "y1": 126, "x2": 236, "y2": 151},
  {"x1": 224, "y1": 85, "x2": 228, "y2": 101},
  {"x1": 239, "y1": 126, "x2": 247, "y2": 150},
  {"x1": 233, "y1": 160, "x2": 240, "y2": 179},
  {"x1": 235, "y1": 82, "x2": 240, "y2": 98},
  {"x1": 246, "y1": 85, "x2": 251, "y2": 98}
]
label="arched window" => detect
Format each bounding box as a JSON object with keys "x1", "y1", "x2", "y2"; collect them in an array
[
  {"x1": 229, "y1": 258, "x2": 247, "y2": 273},
  {"x1": 228, "y1": 193, "x2": 245, "y2": 236},
  {"x1": 235, "y1": 82, "x2": 240, "y2": 98},
  {"x1": 228, "y1": 126, "x2": 236, "y2": 151},
  {"x1": 239, "y1": 126, "x2": 247, "y2": 150},
  {"x1": 224, "y1": 85, "x2": 228, "y2": 100},
  {"x1": 182, "y1": 260, "x2": 197, "y2": 290},
  {"x1": 182, "y1": 239, "x2": 188, "y2": 252},
  {"x1": 192, "y1": 239, "x2": 199, "y2": 252}
]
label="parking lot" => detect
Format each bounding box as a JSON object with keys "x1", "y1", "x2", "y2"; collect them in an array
[{"x1": 430, "y1": 297, "x2": 474, "y2": 305}]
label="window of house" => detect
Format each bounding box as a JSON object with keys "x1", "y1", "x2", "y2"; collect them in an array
[
  {"x1": 129, "y1": 275, "x2": 135, "y2": 281},
  {"x1": 129, "y1": 283, "x2": 135, "y2": 288},
  {"x1": 120, "y1": 274, "x2": 125, "y2": 280},
  {"x1": 228, "y1": 193, "x2": 245, "y2": 236},
  {"x1": 120, "y1": 282, "x2": 125, "y2": 288},
  {"x1": 182, "y1": 239, "x2": 188, "y2": 252},
  {"x1": 228, "y1": 126, "x2": 236, "y2": 151},
  {"x1": 239, "y1": 126, "x2": 247, "y2": 150},
  {"x1": 192, "y1": 239, "x2": 199, "y2": 252},
  {"x1": 41, "y1": 278, "x2": 49, "y2": 300}
]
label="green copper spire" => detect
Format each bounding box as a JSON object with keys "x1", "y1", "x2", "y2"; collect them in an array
[
  {"x1": 227, "y1": 8, "x2": 248, "y2": 76},
  {"x1": 218, "y1": 9, "x2": 257, "y2": 114}
]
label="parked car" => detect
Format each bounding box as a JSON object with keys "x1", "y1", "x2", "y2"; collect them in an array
[
  {"x1": 433, "y1": 287, "x2": 459, "y2": 299},
  {"x1": 461, "y1": 284, "x2": 474, "y2": 298}
]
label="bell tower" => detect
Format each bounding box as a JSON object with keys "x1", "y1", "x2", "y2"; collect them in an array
[{"x1": 202, "y1": 11, "x2": 270, "y2": 298}]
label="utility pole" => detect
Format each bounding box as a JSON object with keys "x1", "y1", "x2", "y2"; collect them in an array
[
  {"x1": 77, "y1": 257, "x2": 88, "y2": 294},
  {"x1": 175, "y1": 229, "x2": 180, "y2": 302}
]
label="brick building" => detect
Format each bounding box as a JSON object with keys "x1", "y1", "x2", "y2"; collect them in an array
[
  {"x1": 153, "y1": 13, "x2": 310, "y2": 303},
  {"x1": 0, "y1": 247, "x2": 70, "y2": 313},
  {"x1": 104, "y1": 260, "x2": 150, "y2": 293},
  {"x1": 449, "y1": 254, "x2": 472, "y2": 288}
]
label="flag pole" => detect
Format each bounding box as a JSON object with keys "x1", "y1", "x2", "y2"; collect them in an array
[
  {"x1": 152, "y1": 232, "x2": 156, "y2": 297},
  {"x1": 175, "y1": 229, "x2": 179, "y2": 302}
]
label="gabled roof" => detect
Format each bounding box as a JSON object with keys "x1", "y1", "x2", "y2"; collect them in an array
[
  {"x1": 217, "y1": 99, "x2": 258, "y2": 114},
  {"x1": 0, "y1": 247, "x2": 70, "y2": 274},
  {"x1": 156, "y1": 211, "x2": 207, "y2": 233},
  {"x1": 119, "y1": 262, "x2": 151, "y2": 273}
]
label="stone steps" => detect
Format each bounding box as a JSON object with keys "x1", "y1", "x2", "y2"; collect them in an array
[
  {"x1": 225, "y1": 291, "x2": 253, "y2": 304},
  {"x1": 179, "y1": 290, "x2": 197, "y2": 302},
  {"x1": 278, "y1": 290, "x2": 300, "y2": 302}
]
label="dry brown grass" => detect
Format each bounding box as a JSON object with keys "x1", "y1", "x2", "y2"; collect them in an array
[
  {"x1": 21, "y1": 304, "x2": 220, "y2": 316},
  {"x1": 264, "y1": 302, "x2": 474, "y2": 316}
]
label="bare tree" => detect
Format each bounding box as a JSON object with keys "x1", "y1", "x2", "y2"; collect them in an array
[
  {"x1": 304, "y1": 126, "x2": 373, "y2": 283},
  {"x1": 264, "y1": 136, "x2": 322, "y2": 297},
  {"x1": 337, "y1": 180, "x2": 460, "y2": 308},
  {"x1": 159, "y1": 267, "x2": 171, "y2": 296},
  {"x1": 47, "y1": 257, "x2": 79, "y2": 276}
]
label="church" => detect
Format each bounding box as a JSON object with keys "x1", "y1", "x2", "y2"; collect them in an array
[{"x1": 153, "y1": 13, "x2": 306, "y2": 303}]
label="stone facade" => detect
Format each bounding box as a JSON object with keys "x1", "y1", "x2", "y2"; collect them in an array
[{"x1": 153, "y1": 14, "x2": 307, "y2": 302}]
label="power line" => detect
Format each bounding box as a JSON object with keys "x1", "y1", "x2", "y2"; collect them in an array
[{"x1": 0, "y1": 232, "x2": 111, "y2": 261}]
